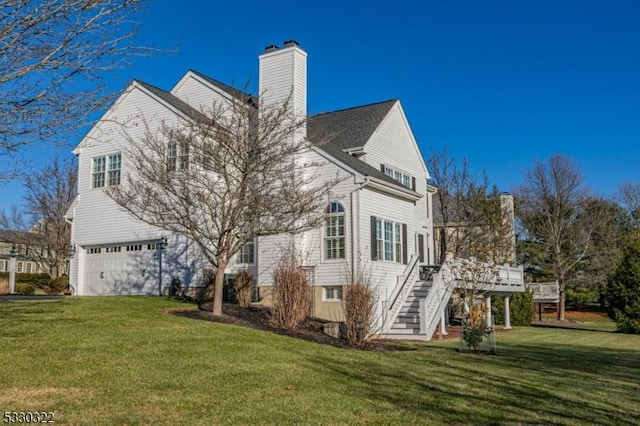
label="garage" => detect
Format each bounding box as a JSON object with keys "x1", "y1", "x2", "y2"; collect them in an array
[{"x1": 82, "y1": 241, "x2": 161, "y2": 295}]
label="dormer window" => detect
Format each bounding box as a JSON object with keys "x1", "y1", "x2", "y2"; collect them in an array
[{"x1": 381, "y1": 164, "x2": 414, "y2": 189}]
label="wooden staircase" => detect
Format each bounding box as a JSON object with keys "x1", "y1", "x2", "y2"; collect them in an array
[
  {"x1": 385, "y1": 280, "x2": 432, "y2": 339},
  {"x1": 380, "y1": 256, "x2": 525, "y2": 341}
]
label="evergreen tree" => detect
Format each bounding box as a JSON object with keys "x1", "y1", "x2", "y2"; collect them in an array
[{"x1": 606, "y1": 232, "x2": 640, "y2": 334}]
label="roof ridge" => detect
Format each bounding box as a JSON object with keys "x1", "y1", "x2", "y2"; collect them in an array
[
  {"x1": 310, "y1": 99, "x2": 397, "y2": 117},
  {"x1": 134, "y1": 79, "x2": 206, "y2": 121},
  {"x1": 187, "y1": 69, "x2": 257, "y2": 104}
]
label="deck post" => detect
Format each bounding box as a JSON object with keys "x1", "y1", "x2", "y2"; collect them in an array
[
  {"x1": 439, "y1": 311, "x2": 448, "y2": 337},
  {"x1": 504, "y1": 296, "x2": 511, "y2": 330},
  {"x1": 485, "y1": 295, "x2": 492, "y2": 327}
]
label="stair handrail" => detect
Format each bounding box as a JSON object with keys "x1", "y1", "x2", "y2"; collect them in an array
[
  {"x1": 420, "y1": 254, "x2": 456, "y2": 339},
  {"x1": 385, "y1": 254, "x2": 421, "y2": 331}
]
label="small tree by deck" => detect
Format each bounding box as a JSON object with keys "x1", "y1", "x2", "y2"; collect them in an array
[
  {"x1": 449, "y1": 256, "x2": 499, "y2": 352},
  {"x1": 108, "y1": 94, "x2": 335, "y2": 316},
  {"x1": 428, "y1": 148, "x2": 516, "y2": 265}
]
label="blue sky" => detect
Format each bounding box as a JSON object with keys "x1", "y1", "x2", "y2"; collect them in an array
[{"x1": 2, "y1": 0, "x2": 639, "y2": 213}]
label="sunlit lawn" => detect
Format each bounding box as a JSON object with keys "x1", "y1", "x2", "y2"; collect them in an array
[{"x1": 1, "y1": 297, "x2": 638, "y2": 425}]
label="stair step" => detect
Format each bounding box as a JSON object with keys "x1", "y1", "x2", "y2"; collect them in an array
[
  {"x1": 395, "y1": 315, "x2": 420, "y2": 324},
  {"x1": 390, "y1": 327, "x2": 420, "y2": 336}
]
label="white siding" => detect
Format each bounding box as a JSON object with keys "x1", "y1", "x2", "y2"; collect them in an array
[
  {"x1": 364, "y1": 103, "x2": 428, "y2": 186},
  {"x1": 71, "y1": 85, "x2": 209, "y2": 294},
  {"x1": 253, "y1": 148, "x2": 356, "y2": 288},
  {"x1": 73, "y1": 87, "x2": 180, "y2": 246},
  {"x1": 357, "y1": 187, "x2": 418, "y2": 302},
  {"x1": 171, "y1": 72, "x2": 237, "y2": 117},
  {"x1": 259, "y1": 46, "x2": 307, "y2": 119},
  {"x1": 362, "y1": 102, "x2": 433, "y2": 265}
]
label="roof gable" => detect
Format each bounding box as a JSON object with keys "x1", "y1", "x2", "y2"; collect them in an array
[
  {"x1": 308, "y1": 99, "x2": 422, "y2": 195},
  {"x1": 308, "y1": 100, "x2": 396, "y2": 151},
  {"x1": 135, "y1": 80, "x2": 207, "y2": 122},
  {"x1": 181, "y1": 69, "x2": 257, "y2": 105}
]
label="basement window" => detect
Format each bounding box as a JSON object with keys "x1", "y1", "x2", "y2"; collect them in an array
[{"x1": 323, "y1": 286, "x2": 343, "y2": 302}]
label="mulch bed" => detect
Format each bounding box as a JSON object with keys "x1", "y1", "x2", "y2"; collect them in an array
[{"x1": 166, "y1": 303, "x2": 414, "y2": 351}]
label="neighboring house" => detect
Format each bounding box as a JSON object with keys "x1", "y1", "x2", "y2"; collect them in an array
[
  {"x1": 432, "y1": 193, "x2": 517, "y2": 265},
  {"x1": 0, "y1": 230, "x2": 48, "y2": 275},
  {"x1": 66, "y1": 41, "x2": 523, "y2": 339}
]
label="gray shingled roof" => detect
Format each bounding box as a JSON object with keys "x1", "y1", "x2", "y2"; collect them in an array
[
  {"x1": 308, "y1": 100, "x2": 396, "y2": 151},
  {"x1": 136, "y1": 80, "x2": 207, "y2": 122},
  {"x1": 137, "y1": 75, "x2": 418, "y2": 196},
  {"x1": 308, "y1": 100, "x2": 419, "y2": 194},
  {"x1": 189, "y1": 69, "x2": 258, "y2": 105}
]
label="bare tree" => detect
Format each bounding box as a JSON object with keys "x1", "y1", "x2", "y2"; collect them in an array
[
  {"x1": 428, "y1": 148, "x2": 514, "y2": 264},
  {"x1": 515, "y1": 155, "x2": 607, "y2": 320},
  {"x1": 108, "y1": 94, "x2": 336, "y2": 315},
  {"x1": 571, "y1": 197, "x2": 625, "y2": 308},
  {"x1": 618, "y1": 181, "x2": 640, "y2": 227},
  {"x1": 0, "y1": 205, "x2": 28, "y2": 232},
  {"x1": 0, "y1": 0, "x2": 153, "y2": 176},
  {"x1": 22, "y1": 156, "x2": 78, "y2": 277}
]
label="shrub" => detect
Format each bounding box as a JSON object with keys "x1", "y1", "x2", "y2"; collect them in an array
[
  {"x1": 234, "y1": 269, "x2": 254, "y2": 308},
  {"x1": 44, "y1": 276, "x2": 68, "y2": 294},
  {"x1": 566, "y1": 286, "x2": 600, "y2": 310},
  {"x1": 342, "y1": 268, "x2": 377, "y2": 346},
  {"x1": 606, "y1": 235, "x2": 640, "y2": 334},
  {"x1": 462, "y1": 302, "x2": 492, "y2": 351},
  {"x1": 15, "y1": 283, "x2": 36, "y2": 295},
  {"x1": 169, "y1": 277, "x2": 182, "y2": 298},
  {"x1": 492, "y1": 290, "x2": 534, "y2": 326},
  {"x1": 271, "y1": 246, "x2": 311, "y2": 330},
  {"x1": 199, "y1": 269, "x2": 216, "y2": 304},
  {"x1": 16, "y1": 273, "x2": 51, "y2": 285}
]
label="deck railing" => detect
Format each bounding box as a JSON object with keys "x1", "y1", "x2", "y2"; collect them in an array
[{"x1": 529, "y1": 282, "x2": 560, "y2": 302}]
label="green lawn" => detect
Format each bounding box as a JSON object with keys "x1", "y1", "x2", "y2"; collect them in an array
[{"x1": 1, "y1": 297, "x2": 638, "y2": 425}]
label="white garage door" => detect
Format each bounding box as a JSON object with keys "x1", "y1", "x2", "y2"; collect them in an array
[{"x1": 83, "y1": 242, "x2": 160, "y2": 295}]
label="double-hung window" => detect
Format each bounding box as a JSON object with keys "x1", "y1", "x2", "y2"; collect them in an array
[
  {"x1": 108, "y1": 154, "x2": 122, "y2": 186},
  {"x1": 92, "y1": 153, "x2": 121, "y2": 188},
  {"x1": 373, "y1": 217, "x2": 406, "y2": 263},
  {"x1": 324, "y1": 202, "x2": 345, "y2": 260},
  {"x1": 92, "y1": 157, "x2": 106, "y2": 188},
  {"x1": 238, "y1": 239, "x2": 255, "y2": 264},
  {"x1": 168, "y1": 142, "x2": 189, "y2": 171}
]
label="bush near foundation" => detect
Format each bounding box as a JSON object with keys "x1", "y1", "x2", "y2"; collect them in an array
[
  {"x1": 15, "y1": 283, "x2": 36, "y2": 295},
  {"x1": 270, "y1": 248, "x2": 312, "y2": 330}
]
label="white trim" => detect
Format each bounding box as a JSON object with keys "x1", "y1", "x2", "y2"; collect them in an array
[{"x1": 322, "y1": 286, "x2": 343, "y2": 302}]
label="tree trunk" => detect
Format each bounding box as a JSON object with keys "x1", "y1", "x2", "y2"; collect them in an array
[
  {"x1": 557, "y1": 284, "x2": 566, "y2": 321},
  {"x1": 213, "y1": 257, "x2": 228, "y2": 316}
]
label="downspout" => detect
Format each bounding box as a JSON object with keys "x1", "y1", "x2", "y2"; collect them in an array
[{"x1": 350, "y1": 179, "x2": 367, "y2": 279}]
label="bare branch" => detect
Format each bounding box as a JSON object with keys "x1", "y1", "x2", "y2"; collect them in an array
[
  {"x1": 108, "y1": 93, "x2": 340, "y2": 315},
  {"x1": 0, "y1": 0, "x2": 158, "y2": 170}
]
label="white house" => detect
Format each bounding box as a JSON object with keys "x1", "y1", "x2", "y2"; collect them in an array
[{"x1": 66, "y1": 41, "x2": 523, "y2": 340}]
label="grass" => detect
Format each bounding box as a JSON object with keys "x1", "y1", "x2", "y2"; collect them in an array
[{"x1": 1, "y1": 297, "x2": 638, "y2": 425}]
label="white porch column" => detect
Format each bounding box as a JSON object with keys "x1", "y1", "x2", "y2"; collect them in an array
[
  {"x1": 439, "y1": 311, "x2": 448, "y2": 337},
  {"x1": 8, "y1": 256, "x2": 16, "y2": 294},
  {"x1": 504, "y1": 296, "x2": 512, "y2": 330},
  {"x1": 485, "y1": 295, "x2": 492, "y2": 327}
]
